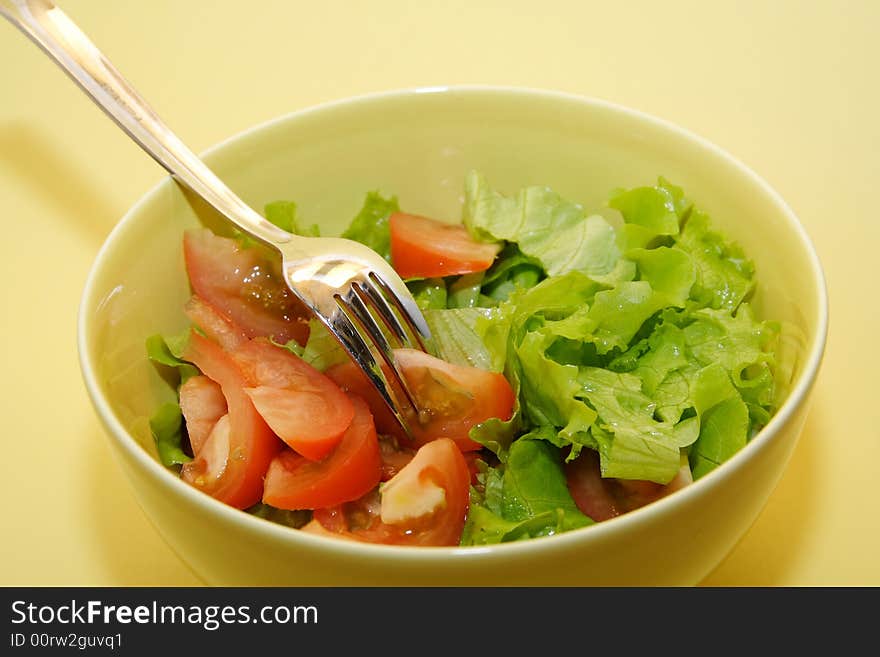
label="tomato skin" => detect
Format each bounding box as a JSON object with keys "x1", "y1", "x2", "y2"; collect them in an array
[
  {"x1": 262, "y1": 396, "x2": 381, "y2": 510},
  {"x1": 326, "y1": 348, "x2": 515, "y2": 452},
  {"x1": 326, "y1": 360, "x2": 414, "y2": 445},
  {"x1": 183, "y1": 300, "x2": 354, "y2": 461},
  {"x1": 232, "y1": 338, "x2": 355, "y2": 461},
  {"x1": 178, "y1": 375, "x2": 227, "y2": 455},
  {"x1": 389, "y1": 213, "x2": 501, "y2": 278},
  {"x1": 565, "y1": 450, "x2": 694, "y2": 521},
  {"x1": 183, "y1": 229, "x2": 310, "y2": 346},
  {"x1": 180, "y1": 331, "x2": 283, "y2": 509},
  {"x1": 312, "y1": 438, "x2": 471, "y2": 547},
  {"x1": 564, "y1": 450, "x2": 621, "y2": 522},
  {"x1": 394, "y1": 349, "x2": 514, "y2": 451},
  {"x1": 184, "y1": 295, "x2": 248, "y2": 352},
  {"x1": 300, "y1": 518, "x2": 355, "y2": 540}
]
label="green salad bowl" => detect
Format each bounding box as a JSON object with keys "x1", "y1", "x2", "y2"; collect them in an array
[{"x1": 79, "y1": 87, "x2": 827, "y2": 585}]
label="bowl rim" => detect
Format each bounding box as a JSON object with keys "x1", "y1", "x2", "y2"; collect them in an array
[{"x1": 77, "y1": 84, "x2": 829, "y2": 564}]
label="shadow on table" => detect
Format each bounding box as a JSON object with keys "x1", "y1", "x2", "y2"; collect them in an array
[
  {"x1": 700, "y1": 398, "x2": 826, "y2": 586},
  {"x1": 0, "y1": 121, "x2": 119, "y2": 245},
  {"x1": 81, "y1": 417, "x2": 202, "y2": 586}
]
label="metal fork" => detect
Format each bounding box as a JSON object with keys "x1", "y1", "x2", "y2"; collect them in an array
[{"x1": 0, "y1": 0, "x2": 432, "y2": 435}]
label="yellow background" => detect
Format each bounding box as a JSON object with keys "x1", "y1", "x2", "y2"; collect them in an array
[{"x1": 1, "y1": 0, "x2": 877, "y2": 586}]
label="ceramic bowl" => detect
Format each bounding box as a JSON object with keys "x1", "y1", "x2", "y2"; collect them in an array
[{"x1": 78, "y1": 87, "x2": 827, "y2": 585}]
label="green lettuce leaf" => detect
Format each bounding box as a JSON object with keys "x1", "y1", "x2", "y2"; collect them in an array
[
  {"x1": 691, "y1": 361, "x2": 741, "y2": 414},
  {"x1": 609, "y1": 177, "x2": 688, "y2": 249},
  {"x1": 503, "y1": 270, "x2": 604, "y2": 333},
  {"x1": 467, "y1": 305, "x2": 524, "y2": 457},
  {"x1": 473, "y1": 270, "x2": 602, "y2": 376},
  {"x1": 689, "y1": 396, "x2": 749, "y2": 479},
  {"x1": 468, "y1": 366, "x2": 523, "y2": 458},
  {"x1": 447, "y1": 272, "x2": 484, "y2": 309},
  {"x1": 460, "y1": 438, "x2": 592, "y2": 545},
  {"x1": 341, "y1": 191, "x2": 400, "y2": 262},
  {"x1": 149, "y1": 402, "x2": 192, "y2": 467},
  {"x1": 480, "y1": 457, "x2": 506, "y2": 514},
  {"x1": 630, "y1": 321, "x2": 695, "y2": 423},
  {"x1": 469, "y1": 401, "x2": 523, "y2": 460},
  {"x1": 480, "y1": 244, "x2": 545, "y2": 304},
  {"x1": 407, "y1": 278, "x2": 447, "y2": 310},
  {"x1": 275, "y1": 337, "x2": 305, "y2": 358},
  {"x1": 422, "y1": 307, "x2": 496, "y2": 371},
  {"x1": 577, "y1": 367, "x2": 686, "y2": 483},
  {"x1": 462, "y1": 171, "x2": 778, "y2": 483},
  {"x1": 300, "y1": 319, "x2": 348, "y2": 371},
  {"x1": 145, "y1": 333, "x2": 199, "y2": 384},
  {"x1": 463, "y1": 171, "x2": 623, "y2": 277},
  {"x1": 264, "y1": 200, "x2": 320, "y2": 236},
  {"x1": 676, "y1": 209, "x2": 754, "y2": 311},
  {"x1": 459, "y1": 504, "x2": 544, "y2": 545},
  {"x1": 470, "y1": 273, "x2": 604, "y2": 460},
  {"x1": 684, "y1": 361, "x2": 747, "y2": 479},
  {"x1": 628, "y1": 246, "x2": 696, "y2": 307},
  {"x1": 684, "y1": 304, "x2": 778, "y2": 405},
  {"x1": 632, "y1": 322, "x2": 689, "y2": 394},
  {"x1": 585, "y1": 281, "x2": 668, "y2": 354},
  {"x1": 515, "y1": 329, "x2": 598, "y2": 447},
  {"x1": 500, "y1": 437, "x2": 591, "y2": 526}
]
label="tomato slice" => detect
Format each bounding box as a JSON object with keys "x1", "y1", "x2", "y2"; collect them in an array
[
  {"x1": 614, "y1": 465, "x2": 693, "y2": 508},
  {"x1": 378, "y1": 435, "x2": 415, "y2": 482},
  {"x1": 300, "y1": 517, "x2": 355, "y2": 541},
  {"x1": 183, "y1": 229, "x2": 310, "y2": 346},
  {"x1": 185, "y1": 295, "x2": 248, "y2": 352},
  {"x1": 326, "y1": 348, "x2": 515, "y2": 452},
  {"x1": 389, "y1": 213, "x2": 501, "y2": 278},
  {"x1": 312, "y1": 438, "x2": 471, "y2": 546},
  {"x1": 231, "y1": 338, "x2": 355, "y2": 461},
  {"x1": 261, "y1": 396, "x2": 381, "y2": 510},
  {"x1": 197, "y1": 414, "x2": 232, "y2": 481},
  {"x1": 564, "y1": 450, "x2": 621, "y2": 522},
  {"x1": 178, "y1": 374, "x2": 227, "y2": 455},
  {"x1": 180, "y1": 331, "x2": 282, "y2": 509},
  {"x1": 565, "y1": 450, "x2": 694, "y2": 521}
]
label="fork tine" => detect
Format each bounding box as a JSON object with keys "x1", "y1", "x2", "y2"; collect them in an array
[
  {"x1": 325, "y1": 302, "x2": 415, "y2": 438},
  {"x1": 347, "y1": 284, "x2": 422, "y2": 412},
  {"x1": 359, "y1": 276, "x2": 415, "y2": 348},
  {"x1": 342, "y1": 286, "x2": 393, "y2": 354},
  {"x1": 368, "y1": 272, "x2": 434, "y2": 354}
]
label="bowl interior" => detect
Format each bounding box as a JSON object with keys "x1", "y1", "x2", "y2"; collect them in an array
[{"x1": 81, "y1": 87, "x2": 824, "y2": 537}]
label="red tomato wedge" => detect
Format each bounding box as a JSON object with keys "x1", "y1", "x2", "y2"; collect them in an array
[
  {"x1": 230, "y1": 338, "x2": 355, "y2": 461},
  {"x1": 389, "y1": 213, "x2": 501, "y2": 278},
  {"x1": 565, "y1": 450, "x2": 694, "y2": 521},
  {"x1": 261, "y1": 396, "x2": 381, "y2": 510},
  {"x1": 312, "y1": 438, "x2": 470, "y2": 546},
  {"x1": 183, "y1": 229, "x2": 310, "y2": 346},
  {"x1": 178, "y1": 375, "x2": 227, "y2": 455},
  {"x1": 180, "y1": 331, "x2": 282, "y2": 509},
  {"x1": 378, "y1": 436, "x2": 415, "y2": 482},
  {"x1": 563, "y1": 450, "x2": 621, "y2": 522},
  {"x1": 184, "y1": 295, "x2": 248, "y2": 352},
  {"x1": 326, "y1": 348, "x2": 515, "y2": 452},
  {"x1": 614, "y1": 466, "x2": 693, "y2": 509},
  {"x1": 300, "y1": 517, "x2": 355, "y2": 541}
]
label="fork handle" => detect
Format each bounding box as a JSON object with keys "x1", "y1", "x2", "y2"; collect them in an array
[{"x1": 0, "y1": 0, "x2": 292, "y2": 246}]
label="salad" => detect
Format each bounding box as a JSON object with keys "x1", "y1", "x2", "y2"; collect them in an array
[{"x1": 146, "y1": 171, "x2": 780, "y2": 547}]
